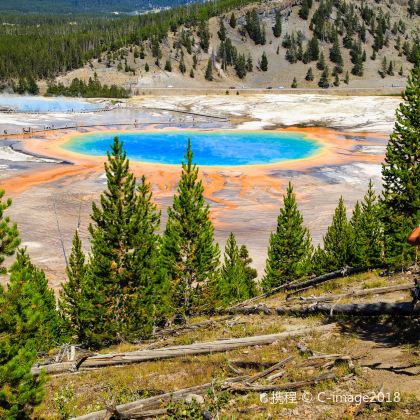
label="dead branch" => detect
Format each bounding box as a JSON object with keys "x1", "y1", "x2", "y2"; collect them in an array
[{"x1": 245, "y1": 356, "x2": 293, "y2": 384}]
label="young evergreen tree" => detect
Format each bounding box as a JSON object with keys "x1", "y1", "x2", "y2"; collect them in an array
[
  {"x1": 59, "y1": 230, "x2": 87, "y2": 342},
  {"x1": 350, "y1": 180, "x2": 384, "y2": 267},
  {"x1": 239, "y1": 244, "x2": 258, "y2": 287},
  {"x1": 272, "y1": 11, "x2": 282, "y2": 38},
  {"x1": 190, "y1": 68, "x2": 195, "y2": 78},
  {"x1": 179, "y1": 53, "x2": 186, "y2": 74},
  {"x1": 344, "y1": 70, "x2": 350, "y2": 84},
  {"x1": 260, "y1": 51, "x2": 268, "y2": 71},
  {"x1": 229, "y1": 12, "x2": 237, "y2": 29},
  {"x1": 291, "y1": 77, "x2": 298, "y2": 88},
  {"x1": 161, "y1": 139, "x2": 220, "y2": 320},
  {"x1": 380, "y1": 61, "x2": 420, "y2": 266},
  {"x1": 262, "y1": 183, "x2": 312, "y2": 291},
  {"x1": 0, "y1": 190, "x2": 20, "y2": 273},
  {"x1": 318, "y1": 66, "x2": 330, "y2": 88},
  {"x1": 205, "y1": 59, "x2": 213, "y2": 81},
  {"x1": 305, "y1": 67, "x2": 314, "y2": 81},
  {"x1": 164, "y1": 59, "x2": 172, "y2": 72},
  {"x1": 213, "y1": 233, "x2": 256, "y2": 306},
  {"x1": 322, "y1": 197, "x2": 353, "y2": 271},
  {"x1": 0, "y1": 250, "x2": 61, "y2": 418},
  {"x1": 329, "y1": 39, "x2": 343, "y2": 66},
  {"x1": 333, "y1": 73, "x2": 340, "y2": 86},
  {"x1": 316, "y1": 51, "x2": 325, "y2": 70},
  {"x1": 217, "y1": 17, "x2": 227, "y2": 41}
]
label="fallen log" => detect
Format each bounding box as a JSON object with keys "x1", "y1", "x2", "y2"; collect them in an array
[
  {"x1": 287, "y1": 283, "x2": 413, "y2": 303},
  {"x1": 33, "y1": 323, "x2": 337, "y2": 376},
  {"x1": 228, "y1": 265, "x2": 386, "y2": 310},
  {"x1": 285, "y1": 265, "x2": 387, "y2": 294},
  {"x1": 276, "y1": 301, "x2": 419, "y2": 316}
]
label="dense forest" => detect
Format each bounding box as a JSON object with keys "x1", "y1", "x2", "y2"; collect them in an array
[
  {"x1": 0, "y1": 0, "x2": 256, "y2": 83},
  {"x1": 0, "y1": 0, "x2": 202, "y2": 14}
]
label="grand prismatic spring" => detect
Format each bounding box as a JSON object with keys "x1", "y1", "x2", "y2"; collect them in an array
[{"x1": 62, "y1": 130, "x2": 321, "y2": 166}]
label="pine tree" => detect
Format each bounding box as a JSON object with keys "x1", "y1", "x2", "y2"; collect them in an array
[
  {"x1": 86, "y1": 137, "x2": 154, "y2": 345},
  {"x1": 235, "y1": 54, "x2": 247, "y2": 79},
  {"x1": 213, "y1": 233, "x2": 256, "y2": 306},
  {"x1": 239, "y1": 244, "x2": 258, "y2": 288},
  {"x1": 229, "y1": 12, "x2": 236, "y2": 29},
  {"x1": 316, "y1": 51, "x2": 325, "y2": 70},
  {"x1": 59, "y1": 230, "x2": 87, "y2": 342},
  {"x1": 322, "y1": 197, "x2": 353, "y2": 271},
  {"x1": 164, "y1": 59, "x2": 172, "y2": 72},
  {"x1": 344, "y1": 70, "x2": 350, "y2": 84},
  {"x1": 380, "y1": 56, "x2": 387, "y2": 78},
  {"x1": 351, "y1": 181, "x2": 384, "y2": 267},
  {"x1": 217, "y1": 17, "x2": 227, "y2": 42},
  {"x1": 260, "y1": 51, "x2": 268, "y2": 71},
  {"x1": 318, "y1": 65, "x2": 330, "y2": 88},
  {"x1": 161, "y1": 139, "x2": 220, "y2": 320},
  {"x1": 190, "y1": 68, "x2": 194, "y2": 78},
  {"x1": 145, "y1": 62, "x2": 150, "y2": 72},
  {"x1": 0, "y1": 250, "x2": 61, "y2": 418},
  {"x1": 334, "y1": 73, "x2": 340, "y2": 86},
  {"x1": 246, "y1": 54, "x2": 253, "y2": 72},
  {"x1": 125, "y1": 176, "x2": 164, "y2": 338},
  {"x1": 329, "y1": 39, "x2": 343, "y2": 66},
  {"x1": 0, "y1": 190, "x2": 20, "y2": 273},
  {"x1": 291, "y1": 77, "x2": 298, "y2": 88},
  {"x1": 272, "y1": 11, "x2": 282, "y2": 38},
  {"x1": 380, "y1": 61, "x2": 420, "y2": 266},
  {"x1": 262, "y1": 183, "x2": 312, "y2": 291},
  {"x1": 205, "y1": 58, "x2": 213, "y2": 81},
  {"x1": 305, "y1": 67, "x2": 314, "y2": 81},
  {"x1": 179, "y1": 52, "x2": 186, "y2": 74},
  {"x1": 387, "y1": 60, "x2": 394, "y2": 76}
]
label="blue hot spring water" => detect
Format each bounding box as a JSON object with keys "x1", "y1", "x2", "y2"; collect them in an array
[
  {"x1": 0, "y1": 95, "x2": 102, "y2": 112},
  {"x1": 63, "y1": 130, "x2": 321, "y2": 166}
]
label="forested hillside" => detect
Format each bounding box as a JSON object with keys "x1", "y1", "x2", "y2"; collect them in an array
[{"x1": 0, "y1": 0, "x2": 419, "y2": 94}]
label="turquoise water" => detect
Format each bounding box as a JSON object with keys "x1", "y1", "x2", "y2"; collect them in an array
[
  {"x1": 63, "y1": 130, "x2": 321, "y2": 166},
  {"x1": 0, "y1": 95, "x2": 103, "y2": 112}
]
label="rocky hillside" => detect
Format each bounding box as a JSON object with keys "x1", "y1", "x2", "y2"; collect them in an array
[{"x1": 56, "y1": 0, "x2": 419, "y2": 92}]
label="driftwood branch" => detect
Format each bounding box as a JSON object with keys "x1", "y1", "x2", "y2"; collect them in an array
[
  {"x1": 276, "y1": 301, "x2": 419, "y2": 316},
  {"x1": 33, "y1": 323, "x2": 337, "y2": 376},
  {"x1": 245, "y1": 356, "x2": 293, "y2": 384},
  {"x1": 286, "y1": 283, "x2": 413, "y2": 302}
]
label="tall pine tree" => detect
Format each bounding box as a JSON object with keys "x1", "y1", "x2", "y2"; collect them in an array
[
  {"x1": 322, "y1": 197, "x2": 353, "y2": 271},
  {"x1": 262, "y1": 183, "x2": 312, "y2": 291},
  {"x1": 380, "y1": 60, "x2": 420, "y2": 266},
  {"x1": 161, "y1": 139, "x2": 219, "y2": 320},
  {"x1": 85, "y1": 137, "x2": 160, "y2": 345},
  {"x1": 59, "y1": 230, "x2": 87, "y2": 342}
]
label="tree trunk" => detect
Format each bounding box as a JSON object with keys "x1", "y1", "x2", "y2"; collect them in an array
[{"x1": 276, "y1": 301, "x2": 419, "y2": 316}]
